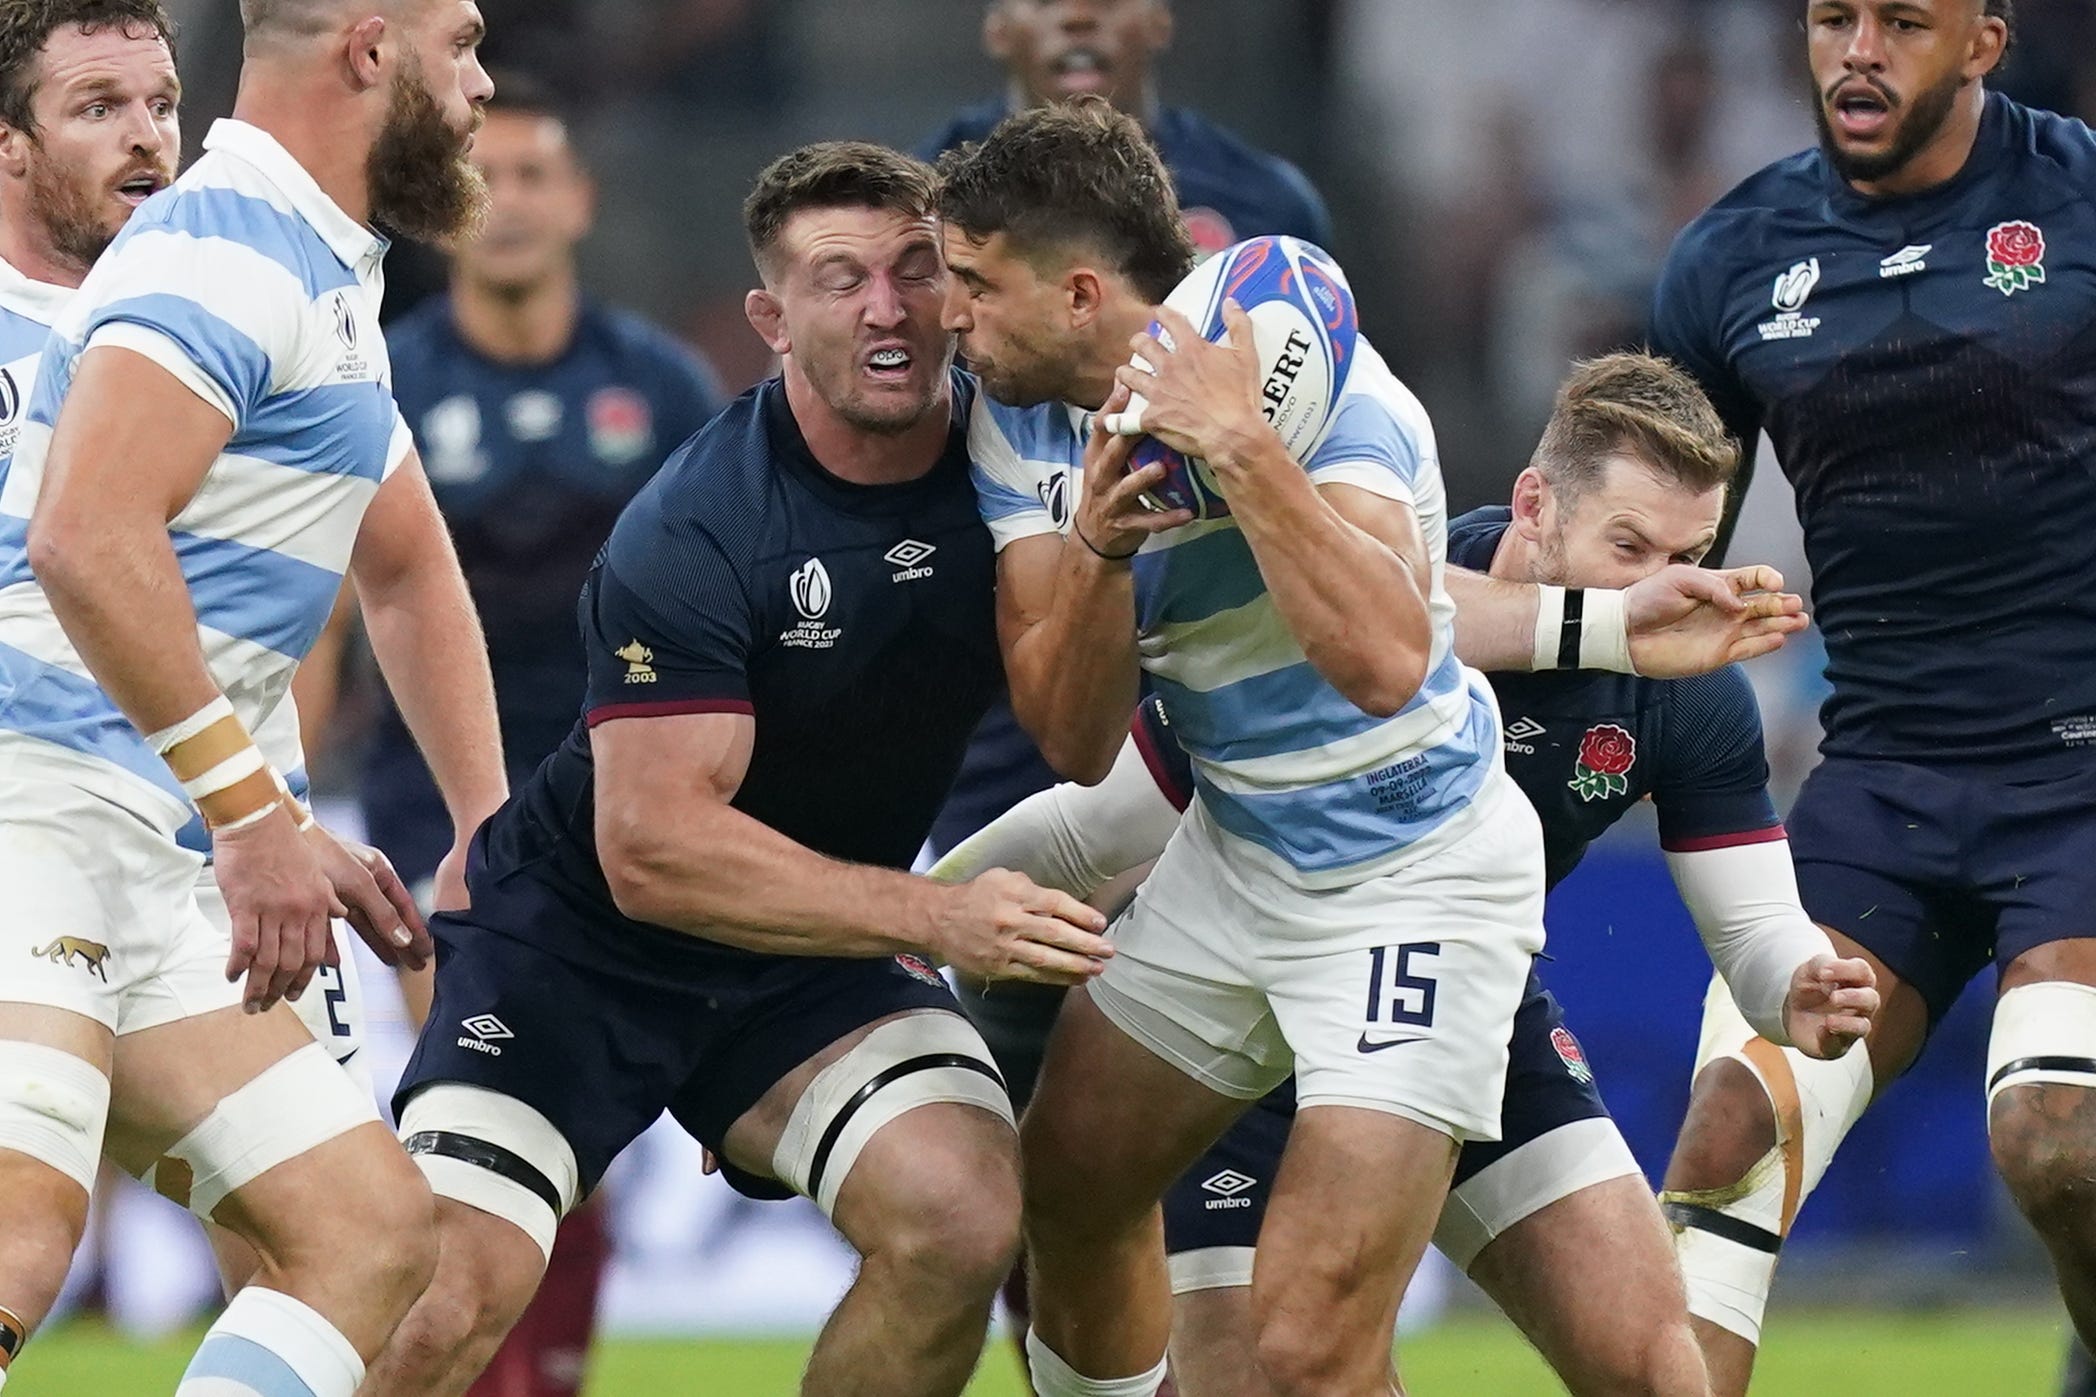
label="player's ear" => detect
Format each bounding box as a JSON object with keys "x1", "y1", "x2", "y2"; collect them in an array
[
  {"x1": 745, "y1": 287, "x2": 789, "y2": 356},
  {"x1": 1066, "y1": 267, "x2": 1106, "y2": 329},
  {"x1": 0, "y1": 122, "x2": 29, "y2": 181},
  {"x1": 1511, "y1": 466, "x2": 1550, "y2": 541},
  {"x1": 343, "y1": 15, "x2": 387, "y2": 93},
  {"x1": 983, "y1": 3, "x2": 1013, "y2": 64},
  {"x1": 1966, "y1": 10, "x2": 2010, "y2": 80}
]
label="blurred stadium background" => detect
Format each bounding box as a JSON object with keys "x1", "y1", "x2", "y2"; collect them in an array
[{"x1": 25, "y1": 0, "x2": 2095, "y2": 1392}]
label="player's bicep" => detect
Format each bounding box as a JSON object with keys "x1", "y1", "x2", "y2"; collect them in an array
[
  {"x1": 1316, "y1": 481, "x2": 1430, "y2": 593},
  {"x1": 994, "y1": 532, "x2": 1067, "y2": 657},
  {"x1": 593, "y1": 710, "x2": 753, "y2": 814},
  {"x1": 35, "y1": 346, "x2": 234, "y2": 534},
  {"x1": 348, "y1": 450, "x2": 449, "y2": 595}
]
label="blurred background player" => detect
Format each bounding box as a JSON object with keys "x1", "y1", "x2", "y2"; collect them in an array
[
  {"x1": 937, "y1": 352, "x2": 1878, "y2": 1397},
  {"x1": 0, "y1": 0, "x2": 503, "y2": 1394},
  {"x1": 1647, "y1": 4, "x2": 2096, "y2": 1394},
  {"x1": 322, "y1": 67, "x2": 724, "y2": 1397}
]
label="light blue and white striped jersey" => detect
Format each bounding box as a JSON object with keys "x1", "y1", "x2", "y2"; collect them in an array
[
  {"x1": 0, "y1": 119, "x2": 405, "y2": 838},
  {"x1": 969, "y1": 340, "x2": 1504, "y2": 886}
]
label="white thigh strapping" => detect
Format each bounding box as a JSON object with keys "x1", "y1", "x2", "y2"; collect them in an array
[
  {"x1": 772, "y1": 1010, "x2": 1013, "y2": 1217},
  {"x1": 398, "y1": 1084, "x2": 579, "y2": 1263},
  {"x1": 141, "y1": 1041, "x2": 378, "y2": 1219},
  {"x1": 1432, "y1": 1117, "x2": 1642, "y2": 1271},
  {"x1": 0, "y1": 1041, "x2": 111, "y2": 1192},
  {"x1": 1988, "y1": 982, "x2": 2096, "y2": 1107}
]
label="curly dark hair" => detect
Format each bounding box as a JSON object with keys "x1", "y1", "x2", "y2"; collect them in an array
[
  {"x1": 0, "y1": 0, "x2": 175, "y2": 135},
  {"x1": 936, "y1": 97, "x2": 1194, "y2": 305}
]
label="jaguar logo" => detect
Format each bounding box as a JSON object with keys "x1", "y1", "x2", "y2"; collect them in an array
[{"x1": 34, "y1": 935, "x2": 109, "y2": 981}]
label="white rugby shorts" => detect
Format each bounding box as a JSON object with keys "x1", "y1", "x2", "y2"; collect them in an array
[
  {"x1": 1088, "y1": 769, "x2": 1546, "y2": 1143},
  {"x1": 192, "y1": 873, "x2": 369, "y2": 1093}
]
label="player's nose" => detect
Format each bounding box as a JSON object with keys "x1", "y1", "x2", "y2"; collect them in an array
[{"x1": 1842, "y1": 16, "x2": 1889, "y2": 69}]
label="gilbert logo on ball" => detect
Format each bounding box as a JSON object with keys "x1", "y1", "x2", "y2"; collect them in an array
[{"x1": 1113, "y1": 236, "x2": 1359, "y2": 520}]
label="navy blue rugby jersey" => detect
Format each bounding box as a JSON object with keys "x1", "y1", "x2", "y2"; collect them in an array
[
  {"x1": 485, "y1": 372, "x2": 1002, "y2": 974},
  {"x1": 1651, "y1": 92, "x2": 2096, "y2": 775},
  {"x1": 362, "y1": 296, "x2": 722, "y2": 869},
  {"x1": 1135, "y1": 507, "x2": 1782, "y2": 890},
  {"x1": 920, "y1": 101, "x2": 1332, "y2": 255}
]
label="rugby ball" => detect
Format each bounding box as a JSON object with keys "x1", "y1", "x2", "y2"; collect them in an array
[{"x1": 1116, "y1": 236, "x2": 1358, "y2": 519}]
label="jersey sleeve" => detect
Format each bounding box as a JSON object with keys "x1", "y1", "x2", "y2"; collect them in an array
[
  {"x1": 1652, "y1": 665, "x2": 1785, "y2": 853},
  {"x1": 1302, "y1": 393, "x2": 1432, "y2": 507},
  {"x1": 383, "y1": 402, "x2": 413, "y2": 480},
  {"x1": 75, "y1": 223, "x2": 306, "y2": 428},
  {"x1": 580, "y1": 491, "x2": 757, "y2": 727},
  {"x1": 968, "y1": 396, "x2": 1065, "y2": 550},
  {"x1": 1648, "y1": 218, "x2": 1765, "y2": 563}
]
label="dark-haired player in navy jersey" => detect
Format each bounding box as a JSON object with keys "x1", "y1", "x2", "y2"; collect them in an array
[
  {"x1": 933, "y1": 353, "x2": 1877, "y2": 1397},
  {"x1": 360, "y1": 143, "x2": 1113, "y2": 1397},
  {"x1": 1646, "y1": 4, "x2": 2096, "y2": 1393},
  {"x1": 335, "y1": 73, "x2": 721, "y2": 1397}
]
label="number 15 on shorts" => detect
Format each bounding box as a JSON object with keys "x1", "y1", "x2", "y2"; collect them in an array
[{"x1": 1360, "y1": 942, "x2": 1440, "y2": 1052}]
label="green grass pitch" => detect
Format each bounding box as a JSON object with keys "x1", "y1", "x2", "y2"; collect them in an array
[{"x1": 9, "y1": 1309, "x2": 2070, "y2": 1394}]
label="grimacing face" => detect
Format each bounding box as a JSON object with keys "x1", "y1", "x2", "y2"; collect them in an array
[
  {"x1": 771, "y1": 205, "x2": 955, "y2": 435},
  {"x1": 1532, "y1": 456, "x2": 1725, "y2": 592},
  {"x1": 940, "y1": 225, "x2": 1087, "y2": 409},
  {"x1": 1807, "y1": 0, "x2": 1999, "y2": 186},
  {"x1": 9, "y1": 21, "x2": 178, "y2": 272}
]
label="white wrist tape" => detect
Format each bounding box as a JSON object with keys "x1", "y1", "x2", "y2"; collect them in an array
[
  {"x1": 1530, "y1": 585, "x2": 1569, "y2": 672},
  {"x1": 146, "y1": 694, "x2": 235, "y2": 754},
  {"x1": 1528, "y1": 587, "x2": 1634, "y2": 673},
  {"x1": 181, "y1": 744, "x2": 267, "y2": 803},
  {"x1": 1579, "y1": 587, "x2": 1634, "y2": 673},
  {"x1": 209, "y1": 797, "x2": 282, "y2": 835}
]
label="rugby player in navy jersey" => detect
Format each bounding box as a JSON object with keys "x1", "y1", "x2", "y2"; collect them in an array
[
  {"x1": 931, "y1": 353, "x2": 1879, "y2": 1397},
  {"x1": 361, "y1": 143, "x2": 1113, "y2": 1397},
  {"x1": 333, "y1": 72, "x2": 719, "y2": 1397},
  {"x1": 1645, "y1": 4, "x2": 2096, "y2": 1392}
]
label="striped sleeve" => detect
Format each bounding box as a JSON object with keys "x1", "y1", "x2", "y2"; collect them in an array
[
  {"x1": 967, "y1": 396, "x2": 1064, "y2": 550},
  {"x1": 1303, "y1": 394, "x2": 1426, "y2": 505}
]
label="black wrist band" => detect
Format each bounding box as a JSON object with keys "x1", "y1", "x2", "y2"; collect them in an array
[
  {"x1": 1557, "y1": 587, "x2": 1585, "y2": 670},
  {"x1": 1075, "y1": 524, "x2": 1139, "y2": 562}
]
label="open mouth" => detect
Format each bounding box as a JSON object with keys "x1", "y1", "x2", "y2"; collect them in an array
[
  {"x1": 1050, "y1": 47, "x2": 1110, "y2": 94},
  {"x1": 1829, "y1": 83, "x2": 1894, "y2": 140},
  {"x1": 115, "y1": 173, "x2": 162, "y2": 207},
  {"x1": 865, "y1": 345, "x2": 914, "y2": 381}
]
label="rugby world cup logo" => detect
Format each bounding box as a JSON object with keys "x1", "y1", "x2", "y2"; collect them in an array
[
  {"x1": 1771, "y1": 258, "x2": 1820, "y2": 314},
  {"x1": 789, "y1": 557, "x2": 832, "y2": 621}
]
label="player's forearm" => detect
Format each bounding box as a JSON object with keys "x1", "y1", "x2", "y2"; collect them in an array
[
  {"x1": 600, "y1": 796, "x2": 948, "y2": 956},
  {"x1": 929, "y1": 732, "x2": 1180, "y2": 897},
  {"x1": 1446, "y1": 567, "x2": 1545, "y2": 671},
  {"x1": 1007, "y1": 542, "x2": 1143, "y2": 783},
  {"x1": 1666, "y1": 840, "x2": 1837, "y2": 1045},
  {"x1": 355, "y1": 544, "x2": 507, "y2": 837},
  {"x1": 1225, "y1": 445, "x2": 1430, "y2": 717},
  {"x1": 30, "y1": 517, "x2": 227, "y2": 733}
]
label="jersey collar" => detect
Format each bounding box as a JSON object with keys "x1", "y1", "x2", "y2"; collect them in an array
[
  {"x1": 202, "y1": 119, "x2": 389, "y2": 272},
  {"x1": 0, "y1": 255, "x2": 73, "y2": 327},
  {"x1": 1821, "y1": 88, "x2": 2011, "y2": 226}
]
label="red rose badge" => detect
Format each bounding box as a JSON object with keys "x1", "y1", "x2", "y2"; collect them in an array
[
  {"x1": 1569, "y1": 723, "x2": 1636, "y2": 802},
  {"x1": 1983, "y1": 221, "x2": 2046, "y2": 296}
]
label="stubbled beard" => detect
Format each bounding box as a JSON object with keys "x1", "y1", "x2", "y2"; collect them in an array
[
  {"x1": 26, "y1": 146, "x2": 152, "y2": 272},
  {"x1": 1814, "y1": 66, "x2": 1963, "y2": 186},
  {"x1": 368, "y1": 61, "x2": 486, "y2": 244}
]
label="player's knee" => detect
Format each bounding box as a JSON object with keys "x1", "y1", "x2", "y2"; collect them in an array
[
  {"x1": 1574, "y1": 1316, "x2": 1708, "y2": 1397},
  {"x1": 1251, "y1": 1303, "x2": 1356, "y2": 1397},
  {"x1": 858, "y1": 1121, "x2": 1021, "y2": 1303},
  {"x1": 1990, "y1": 1083, "x2": 2096, "y2": 1234},
  {"x1": 1664, "y1": 1058, "x2": 1776, "y2": 1190}
]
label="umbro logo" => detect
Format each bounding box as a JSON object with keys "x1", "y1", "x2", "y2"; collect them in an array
[
  {"x1": 458, "y1": 1014, "x2": 512, "y2": 1056},
  {"x1": 885, "y1": 539, "x2": 936, "y2": 582},
  {"x1": 1504, "y1": 715, "x2": 1545, "y2": 755},
  {"x1": 1201, "y1": 1169, "x2": 1257, "y2": 1209},
  {"x1": 1879, "y1": 244, "x2": 1931, "y2": 278}
]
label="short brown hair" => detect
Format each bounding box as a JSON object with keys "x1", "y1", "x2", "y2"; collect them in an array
[
  {"x1": 936, "y1": 97, "x2": 1194, "y2": 304},
  {"x1": 0, "y1": 0, "x2": 175, "y2": 135},
  {"x1": 743, "y1": 141, "x2": 938, "y2": 278},
  {"x1": 1531, "y1": 353, "x2": 1738, "y2": 500}
]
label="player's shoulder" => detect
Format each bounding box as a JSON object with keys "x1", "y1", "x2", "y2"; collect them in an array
[
  {"x1": 1998, "y1": 91, "x2": 2096, "y2": 193},
  {"x1": 1650, "y1": 660, "x2": 1763, "y2": 743},
  {"x1": 1312, "y1": 339, "x2": 1435, "y2": 468},
  {"x1": 967, "y1": 383, "x2": 1085, "y2": 477},
  {"x1": 917, "y1": 99, "x2": 1006, "y2": 161},
  {"x1": 1446, "y1": 505, "x2": 1512, "y2": 570},
  {"x1": 1151, "y1": 107, "x2": 1324, "y2": 226},
  {"x1": 580, "y1": 300, "x2": 704, "y2": 374},
  {"x1": 107, "y1": 149, "x2": 353, "y2": 295}
]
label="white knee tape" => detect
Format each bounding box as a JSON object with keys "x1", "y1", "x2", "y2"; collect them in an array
[
  {"x1": 143, "y1": 1041, "x2": 377, "y2": 1220},
  {"x1": 773, "y1": 1011, "x2": 1013, "y2": 1218},
  {"x1": 1987, "y1": 983, "x2": 2096, "y2": 1108},
  {"x1": 1666, "y1": 975, "x2": 1872, "y2": 1343},
  {"x1": 0, "y1": 1041, "x2": 110, "y2": 1193},
  {"x1": 399, "y1": 1084, "x2": 578, "y2": 1264}
]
